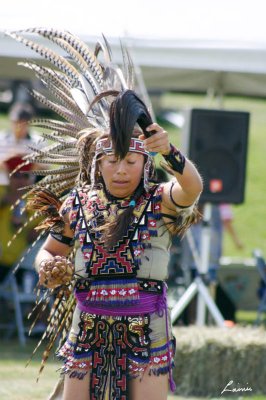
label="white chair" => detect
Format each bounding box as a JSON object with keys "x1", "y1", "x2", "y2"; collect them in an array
[
  {"x1": 0, "y1": 267, "x2": 37, "y2": 345},
  {"x1": 0, "y1": 239, "x2": 45, "y2": 345}
]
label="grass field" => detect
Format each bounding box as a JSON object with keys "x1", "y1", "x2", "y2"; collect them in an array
[
  {"x1": 0, "y1": 338, "x2": 265, "y2": 400},
  {"x1": 0, "y1": 339, "x2": 60, "y2": 400}
]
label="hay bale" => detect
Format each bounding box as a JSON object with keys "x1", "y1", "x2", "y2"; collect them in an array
[{"x1": 172, "y1": 326, "x2": 266, "y2": 396}]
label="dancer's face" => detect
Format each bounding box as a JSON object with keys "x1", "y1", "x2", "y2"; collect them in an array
[{"x1": 99, "y1": 152, "x2": 144, "y2": 198}]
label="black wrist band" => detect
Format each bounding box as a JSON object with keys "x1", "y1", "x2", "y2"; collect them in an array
[
  {"x1": 50, "y1": 231, "x2": 74, "y2": 246},
  {"x1": 163, "y1": 144, "x2": 186, "y2": 175}
]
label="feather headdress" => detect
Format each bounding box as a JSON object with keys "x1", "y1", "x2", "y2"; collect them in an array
[{"x1": 5, "y1": 28, "x2": 155, "y2": 200}]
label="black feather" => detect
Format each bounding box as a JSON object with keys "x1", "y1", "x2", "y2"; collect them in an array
[{"x1": 109, "y1": 89, "x2": 153, "y2": 158}]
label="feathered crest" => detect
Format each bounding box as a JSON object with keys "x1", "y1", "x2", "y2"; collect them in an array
[{"x1": 5, "y1": 27, "x2": 138, "y2": 199}]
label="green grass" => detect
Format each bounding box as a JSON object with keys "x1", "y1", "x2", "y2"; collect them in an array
[
  {"x1": 0, "y1": 339, "x2": 60, "y2": 400},
  {"x1": 0, "y1": 113, "x2": 9, "y2": 129},
  {"x1": 236, "y1": 310, "x2": 258, "y2": 325},
  {"x1": 0, "y1": 339, "x2": 265, "y2": 400}
]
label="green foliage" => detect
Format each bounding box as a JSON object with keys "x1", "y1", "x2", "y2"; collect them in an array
[{"x1": 0, "y1": 339, "x2": 59, "y2": 400}]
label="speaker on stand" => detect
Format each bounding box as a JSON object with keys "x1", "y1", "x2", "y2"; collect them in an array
[
  {"x1": 171, "y1": 108, "x2": 250, "y2": 326},
  {"x1": 183, "y1": 108, "x2": 249, "y2": 204}
]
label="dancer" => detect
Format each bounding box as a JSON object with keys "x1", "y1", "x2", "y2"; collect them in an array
[{"x1": 7, "y1": 29, "x2": 202, "y2": 400}]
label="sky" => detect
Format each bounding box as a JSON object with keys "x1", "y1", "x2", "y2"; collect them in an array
[{"x1": 1, "y1": 0, "x2": 266, "y2": 44}]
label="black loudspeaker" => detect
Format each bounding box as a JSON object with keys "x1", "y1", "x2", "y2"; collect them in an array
[{"x1": 183, "y1": 108, "x2": 249, "y2": 204}]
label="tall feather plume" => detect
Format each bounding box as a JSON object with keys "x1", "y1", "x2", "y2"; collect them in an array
[
  {"x1": 5, "y1": 31, "x2": 80, "y2": 82},
  {"x1": 18, "y1": 62, "x2": 73, "y2": 92},
  {"x1": 17, "y1": 28, "x2": 110, "y2": 119},
  {"x1": 19, "y1": 28, "x2": 104, "y2": 84},
  {"x1": 120, "y1": 42, "x2": 135, "y2": 90},
  {"x1": 6, "y1": 28, "x2": 138, "y2": 193}
]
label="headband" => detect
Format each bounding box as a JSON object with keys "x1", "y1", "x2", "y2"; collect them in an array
[{"x1": 95, "y1": 137, "x2": 150, "y2": 157}]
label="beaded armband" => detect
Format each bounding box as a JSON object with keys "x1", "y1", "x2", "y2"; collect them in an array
[{"x1": 163, "y1": 144, "x2": 186, "y2": 175}]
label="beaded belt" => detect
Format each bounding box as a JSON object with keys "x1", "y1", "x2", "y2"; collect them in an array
[{"x1": 75, "y1": 277, "x2": 164, "y2": 294}]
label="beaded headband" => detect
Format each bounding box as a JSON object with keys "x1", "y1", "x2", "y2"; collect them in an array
[{"x1": 95, "y1": 137, "x2": 150, "y2": 157}]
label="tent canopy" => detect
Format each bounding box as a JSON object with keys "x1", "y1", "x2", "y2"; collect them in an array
[
  {"x1": 1, "y1": 32, "x2": 266, "y2": 98},
  {"x1": 1, "y1": 0, "x2": 266, "y2": 98}
]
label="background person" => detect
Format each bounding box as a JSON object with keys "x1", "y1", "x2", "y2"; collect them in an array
[
  {"x1": 0, "y1": 102, "x2": 38, "y2": 191},
  {"x1": 0, "y1": 103, "x2": 40, "y2": 333},
  {"x1": 0, "y1": 150, "x2": 37, "y2": 284}
]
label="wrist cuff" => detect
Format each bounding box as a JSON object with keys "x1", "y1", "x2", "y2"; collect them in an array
[{"x1": 163, "y1": 144, "x2": 186, "y2": 174}]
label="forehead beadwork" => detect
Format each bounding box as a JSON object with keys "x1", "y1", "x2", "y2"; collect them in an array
[{"x1": 96, "y1": 137, "x2": 150, "y2": 157}]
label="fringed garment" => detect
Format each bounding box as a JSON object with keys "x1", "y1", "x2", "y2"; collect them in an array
[{"x1": 58, "y1": 184, "x2": 176, "y2": 399}]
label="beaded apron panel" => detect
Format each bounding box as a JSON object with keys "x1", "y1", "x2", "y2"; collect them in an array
[{"x1": 75, "y1": 312, "x2": 151, "y2": 400}]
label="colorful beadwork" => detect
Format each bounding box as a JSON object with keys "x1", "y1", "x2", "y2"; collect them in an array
[
  {"x1": 62, "y1": 185, "x2": 163, "y2": 307},
  {"x1": 58, "y1": 184, "x2": 177, "y2": 397},
  {"x1": 77, "y1": 312, "x2": 150, "y2": 399}
]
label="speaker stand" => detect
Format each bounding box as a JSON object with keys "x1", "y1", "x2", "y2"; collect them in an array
[{"x1": 171, "y1": 203, "x2": 225, "y2": 327}]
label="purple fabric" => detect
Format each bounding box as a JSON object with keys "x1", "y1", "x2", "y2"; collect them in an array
[{"x1": 76, "y1": 291, "x2": 163, "y2": 316}]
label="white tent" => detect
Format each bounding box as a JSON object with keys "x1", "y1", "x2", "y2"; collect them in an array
[
  {"x1": 1, "y1": 33, "x2": 266, "y2": 98},
  {"x1": 1, "y1": 0, "x2": 266, "y2": 97}
]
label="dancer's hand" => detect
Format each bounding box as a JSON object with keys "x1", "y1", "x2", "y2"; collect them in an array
[
  {"x1": 139, "y1": 123, "x2": 171, "y2": 156},
  {"x1": 39, "y1": 256, "x2": 74, "y2": 288}
]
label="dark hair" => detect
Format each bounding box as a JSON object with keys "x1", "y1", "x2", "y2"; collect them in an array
[
  {"x1": 9, "y1": 102, "x2": 34, "y2": 122},
  {"x1": 98, "y1": 182, "x2": 144, "y2": 249},
  {"x1": 91, "y1": 89, "x2": 153, "y2": 159}
]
